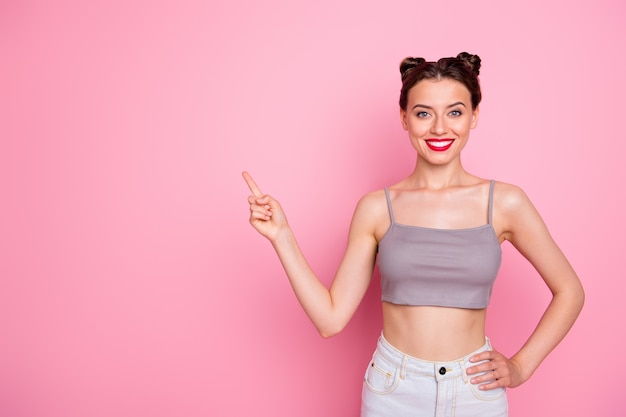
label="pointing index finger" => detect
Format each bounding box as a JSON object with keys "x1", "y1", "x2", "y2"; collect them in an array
[{"x1": 242, "y1": 171, "x2": 263, "y2": 197}]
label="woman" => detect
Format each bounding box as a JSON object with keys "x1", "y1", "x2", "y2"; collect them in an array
[{"x1": 242, "y1": 52, "x2": 584, "y2": 417}]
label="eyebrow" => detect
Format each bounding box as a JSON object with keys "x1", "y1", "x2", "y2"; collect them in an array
[{"x1": 411, "y1": 101, "x2": 467, "y2": 110}]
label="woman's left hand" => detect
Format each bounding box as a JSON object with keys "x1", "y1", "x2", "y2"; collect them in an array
[{"x1": 466, "y1": 349, "x2": 525, "y2": 390}]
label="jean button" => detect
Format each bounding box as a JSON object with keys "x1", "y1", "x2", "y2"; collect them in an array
[{"x1": 438, "y1": 367, "x2": 446, "y2": 375}]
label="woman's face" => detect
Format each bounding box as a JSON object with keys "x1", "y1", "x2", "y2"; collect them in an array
[{"x1": 400, "y1": 78, "x2": 479, "y2": 165}]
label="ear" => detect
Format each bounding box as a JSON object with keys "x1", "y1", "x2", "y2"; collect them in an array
[
  {"x1": 400, "y1": 108, "x2": 408, "y2": 131},
  {"x1": 470, "y1": 105, "x2": 480, "y2": 129}
]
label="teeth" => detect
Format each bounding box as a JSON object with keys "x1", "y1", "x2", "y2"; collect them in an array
[{"x1": 428, "y1": 140, "x2": 453, "y2": 148}]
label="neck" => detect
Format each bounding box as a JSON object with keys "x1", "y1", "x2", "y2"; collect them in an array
[{"x1": 408, "y1": 158, "x2": 470, "y2": 190}]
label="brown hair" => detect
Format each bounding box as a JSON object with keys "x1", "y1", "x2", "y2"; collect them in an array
[{"x1": 399, "y1": 52, "x2": 482, "y2": 110}]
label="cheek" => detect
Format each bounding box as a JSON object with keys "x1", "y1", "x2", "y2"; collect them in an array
[
  {"x1": 409, "y1": 119, "x2": 429, "y2": 132},
  {"x1": 453, "y1": 119, "x2": 473, "y2": 134},
  {"x1": 409, "y1": 125, "x2": 427, "y2": 137}
]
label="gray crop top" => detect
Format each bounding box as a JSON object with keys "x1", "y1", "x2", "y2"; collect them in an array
[{"x1": 377, "y1": 181, "x2": 502, "y2": 309}]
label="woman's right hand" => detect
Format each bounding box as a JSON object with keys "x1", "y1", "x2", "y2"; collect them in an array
[
  {"x1": 242, "y1": 171, "x2": 289, "y2": 242},
  {"x1": 242, "y1": 172, "x2": 378, "y2": 338}
]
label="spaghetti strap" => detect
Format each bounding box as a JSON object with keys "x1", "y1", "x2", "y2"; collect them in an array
[
  {"x1": 488, "y1": 180, "x2": 495, "y2": 225},
  {"x1": 384, "y1": 188, "x2": 395, "y2": 224}
]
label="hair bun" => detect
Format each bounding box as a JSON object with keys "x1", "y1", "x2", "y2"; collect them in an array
[
  {"x1": 456, "y1": 52, "x2": 481, "y2": 76},
  {"x1": 400, "y1": 57, "x2": 426, "y2": 80}
]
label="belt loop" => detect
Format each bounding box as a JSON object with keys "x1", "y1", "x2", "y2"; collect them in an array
[
  {"x1": 400, "y1": 355, "x2": 408, "y2": 380},
  {"x1": 461, "y1": 360, "x2": 469, "y2": 384}
]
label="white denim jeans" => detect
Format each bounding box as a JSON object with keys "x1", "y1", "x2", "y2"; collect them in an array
[{"x1": 361, "y1": 333, "x2": 508, "y2": 417}]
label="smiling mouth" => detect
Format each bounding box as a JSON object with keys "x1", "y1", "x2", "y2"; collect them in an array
[{"x1": 425, "y1": 139, "x2": 454, "y2": 152}]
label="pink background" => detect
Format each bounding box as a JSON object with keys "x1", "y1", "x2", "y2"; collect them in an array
[{"x1": 1, "y1": 0, "x2": 624, "y2": 416}]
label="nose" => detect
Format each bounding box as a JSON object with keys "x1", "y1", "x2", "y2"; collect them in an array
[{"x1": 430, "y1": 116, "x2": 447, "y2": 135}]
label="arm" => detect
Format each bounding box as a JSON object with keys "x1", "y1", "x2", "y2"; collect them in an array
[
  {"x1": 243, "y1": 172, "x2": 380, "y2": 338},
  {"x1": 467, "y1": 183, "x2": 585, "y2": 389}
]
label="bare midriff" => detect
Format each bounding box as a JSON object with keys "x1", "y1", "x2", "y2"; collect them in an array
[{"x1": 382, "y1": 302, "x2": 487, "y2": 361}]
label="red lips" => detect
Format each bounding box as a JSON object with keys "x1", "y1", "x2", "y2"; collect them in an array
[{"x1": 425, "y1": 138, "x2": 454, "y2": 152}]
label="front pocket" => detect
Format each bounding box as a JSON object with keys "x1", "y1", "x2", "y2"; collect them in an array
[
  {"x1": 463, "y1": 352, "x2": 507, "y2": 402},
  {"x1": 468, "y1": 379, "x2": 506, "y2": 401},
  {"x1": 364, "y1": 355, "x2": 400, "y2": 395}
]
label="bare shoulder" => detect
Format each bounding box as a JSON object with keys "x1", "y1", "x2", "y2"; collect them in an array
[
  {"x1": 492, "y1": 181, "x2": 545, "y2": 241},
  {"x1": 353, "y1": 189, "x2": 388, "y2": 221},
  {"x1": 351, "y1": 189, "x2": 391, "y2": 240},
  {"x1": 492, "y1": 181, "x2": 533, "y2": 212}
]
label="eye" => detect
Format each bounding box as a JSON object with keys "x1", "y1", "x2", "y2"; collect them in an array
[
  {"x1": 449, "y1": 109, "x2": 462, "y2": 117},
  {"x1": 416, "y1": 111, "x2": 430, "y2": 118}
]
